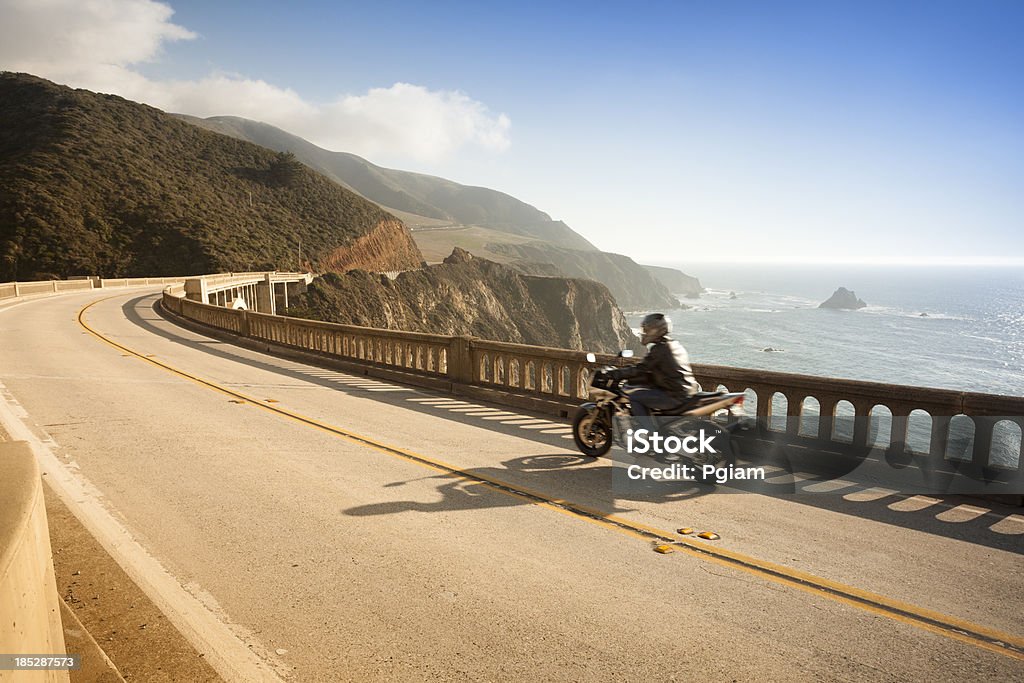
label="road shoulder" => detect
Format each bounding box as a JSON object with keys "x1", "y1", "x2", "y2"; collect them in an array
[{"x1": 44, "y1": 481, "x2": 222, "y2": 682}]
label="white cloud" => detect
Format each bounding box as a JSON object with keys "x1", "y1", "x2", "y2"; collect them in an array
[
  {"x1": 0, "y1": 0, "x2": 510, "y2": 163},
  {"x1": 319, "y1": 84, "x2": 511, "y2": 160}
]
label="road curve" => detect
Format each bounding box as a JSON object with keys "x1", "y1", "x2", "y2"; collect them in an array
[{"x1": 1, "y1": 288, "x2": 1022, "y2": 682}]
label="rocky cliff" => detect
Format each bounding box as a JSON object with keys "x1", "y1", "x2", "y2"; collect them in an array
[
  {"x1": 320, "y1": 217, "x2": 423, "y2": 273},
  {"x1": 287, "y1": 249, "x2": 639, "y2": 353}
]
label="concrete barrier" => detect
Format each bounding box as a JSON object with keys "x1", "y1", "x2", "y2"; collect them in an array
[
  {"x1": 0, "y1": 442, "x2": 69, "y2": 682},
  {"x1": 0, "y1": 271, "x2": 302, "y2": 305},
  {"x1": 0, "y1": 274, "x2": 207, "y2": 304}
]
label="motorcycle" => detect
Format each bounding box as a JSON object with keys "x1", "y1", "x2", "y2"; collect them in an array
[{"x1": 572, "y1": 350, "x2": 747, "y2": 467}]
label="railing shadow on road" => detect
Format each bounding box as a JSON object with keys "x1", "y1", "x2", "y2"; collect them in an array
[
  {"x1": 339, "y1": 448, "x2": 1024, "y2": 557},
  {"x1": 120, "y1": 294, "x2": 1024, "y2": 555},
  {"x1": 712, "y1": 438, "x2": 1024, "y2": 555},
  {"x1": 341, "y1": 453, "x2": 713, "y2": 519}
]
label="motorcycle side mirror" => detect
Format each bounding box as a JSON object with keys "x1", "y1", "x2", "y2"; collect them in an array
[
  {"x1": 585, "y1": 352, "x2": 597, "y2": 363},
  {"x1": 618, "y1": 349, "x2": 634, "y2": 358}
]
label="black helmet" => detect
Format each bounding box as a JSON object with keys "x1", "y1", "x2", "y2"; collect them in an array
[{"x1": 640, "y1": 313, "x2": 672, "y2": 345}]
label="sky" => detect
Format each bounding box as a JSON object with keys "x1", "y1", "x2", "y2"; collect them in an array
[{"x1": 1, "y1": 0, "x2": 1022, "y2": 265}]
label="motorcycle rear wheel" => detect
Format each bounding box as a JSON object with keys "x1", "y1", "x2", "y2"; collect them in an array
[{"x1": 572, "y1": 408, "x2": 613, "y2": 457}]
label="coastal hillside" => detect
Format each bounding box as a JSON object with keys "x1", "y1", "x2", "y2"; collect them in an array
[
  {"x1": 0, "y1": 73, "x2": 423, "y2": 279},
  {"x1": 643, "y1": 264, "x2": 704, "y2": 298},
  {"x1": 177, "y1": 115, "x2": 596, "y2": 251},
  {"x1": 287, "y1": 248, "x2": 640, "y2": 353},
  {"x1": 487, "y1": 242, "x2": 684, "y2": 310},
  {"x1": 413, "y1": 226, "x2": 685, "y2": 309},
  {"x1": 176, "y1": 114, "x2": 703, "y2": 308}
]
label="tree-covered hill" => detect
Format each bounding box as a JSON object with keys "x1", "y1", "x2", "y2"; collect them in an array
[{"x1": 0, "y1": 73, "x2": 422, "y2": 280}]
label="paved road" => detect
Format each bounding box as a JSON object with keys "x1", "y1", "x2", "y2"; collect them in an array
[{"x1": 1, "y1": 288, "x2": 1022, "y2": 681}]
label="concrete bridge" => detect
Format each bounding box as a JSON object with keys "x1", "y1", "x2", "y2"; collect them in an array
[
  {"x1": 182, "y1": 271, "x2": 313, "y2": 314},
  {"x1": 1, "y1": 272, "x2": 1022, "y2": 682}
]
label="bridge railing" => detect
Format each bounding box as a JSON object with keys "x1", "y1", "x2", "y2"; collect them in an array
[
  {"x1": 1, "y1": 275, "x2": 199, "y2": 302},
  {"x1": 469, "y1": 339, "x2": 609, "y2": 402},
  {"x1": 161, "y1": 284, "x2": 1023, "y2": 478},
  {"x1": 690, "y1": 364, "x2": 1023, "y2": 472},
  {"x1": 0, "y1": 272, "x2": 306, "y2": 304},
  {"x1": 198, "y1": 271, "x2": 310, "y2": 292},
  {"x1": 248, "y1": 312, "x2": 452, "y2": 377}
]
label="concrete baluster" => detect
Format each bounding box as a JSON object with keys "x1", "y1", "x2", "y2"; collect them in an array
[
  {"x1": 889, "y1": 405, "x2": 911, "y2": 457},
  {"x1": 449, "y1": 336, "x2": 475, "y2": 384},
  {"x1": 786, "y1": 393, "x2": 802, "y2": 436},
  {"x1": 817, "y1": 396, "x2": 838, "y2": 442},
  {"x1": 851, "y1": 401, "x2": 871, "y2": 449},
  {"x1": 930, "y1": 416, "x2": 952, "y2": 465},
  {"x1": 972, "y1": 416, "x2": 995, "y2": 468}
]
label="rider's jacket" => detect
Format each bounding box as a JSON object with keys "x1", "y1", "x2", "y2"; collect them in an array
[{"x1": 610, "y1": 337, "x2": 698, "y2": 398}]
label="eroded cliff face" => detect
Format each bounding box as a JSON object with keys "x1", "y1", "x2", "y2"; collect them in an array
[
  {"x1": 486, "y1": 242, "x2": 681, "y2": 311},
  {"x1": 318, "y1": 217, "x2": 423, "y2": 273},
  {"x1": 288, "y1": 248, "x2": 639, "y2": 353}
]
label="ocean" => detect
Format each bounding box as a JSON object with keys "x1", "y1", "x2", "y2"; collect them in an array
[
  {"x1": 629, "y1": 264, "x2": 1024, "y2": 398},
  {"x1": 625, "y1": 265, "x2": 1023, "y2": 465}
]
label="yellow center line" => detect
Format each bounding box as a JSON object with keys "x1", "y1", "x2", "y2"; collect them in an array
[{"x1": 78, "y1": 295, "x2": 1024, "y2": 661}]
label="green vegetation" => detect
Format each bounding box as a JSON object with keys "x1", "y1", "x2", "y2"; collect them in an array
[
  {"x1": 178, "y1": 115, "x2": 598, "y2": 251},
  {"x1": 267, "y1": 151, "x2": 304, "y2": 187},
  {"x1": 0, "y1": 73, "x2": 403, "y2": 279}
]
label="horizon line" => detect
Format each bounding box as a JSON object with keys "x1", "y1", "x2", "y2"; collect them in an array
[{"x1": 643, "y1": 257, "x2": 1024, "y2": 267}]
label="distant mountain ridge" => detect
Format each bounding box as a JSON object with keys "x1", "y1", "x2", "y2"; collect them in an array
[
  {"x1": 176, "y1": 115, "x2": 597, "y2": 252},
  {"x1": 176, "y1": 114, "x2": 703, "y2": 309},
  {"x1": 642, "y1": 264, "x2": 703, "y2": 298},
  {"x1": 486, "y1": 241, "x2": 684, "y2": 310}
]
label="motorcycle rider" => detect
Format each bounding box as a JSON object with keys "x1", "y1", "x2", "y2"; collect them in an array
[{"x1": 606, "y1": 313, "x2": 698, "y2": 417}]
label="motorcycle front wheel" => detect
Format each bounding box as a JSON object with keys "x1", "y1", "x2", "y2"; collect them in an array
[{"x1": 572, "y1": 408, "x2": 613, "y2": 457}]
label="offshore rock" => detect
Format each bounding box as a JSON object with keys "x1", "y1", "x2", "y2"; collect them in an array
[{"x1": 819, "y1": 287, "x2": 867, "y2": 310}]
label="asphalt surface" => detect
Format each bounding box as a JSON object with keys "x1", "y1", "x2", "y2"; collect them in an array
[{"x1": 1, "y1": 288, "x2": 1022, "y2": 682}]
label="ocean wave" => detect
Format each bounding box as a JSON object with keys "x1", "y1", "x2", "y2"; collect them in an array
[
  {"x1": 905, "y1": 313, "x2": 962, "y2": 320},
  {"x1": 673, "y1": 271, "x2": 1020, "y2": 395},
  {"x1": 858, "y1": 306, "x2": 967, "y2": 321},
  {"x1": 959, "y1": 332, "x2": 1010, "y2": 345}
]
